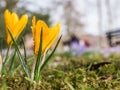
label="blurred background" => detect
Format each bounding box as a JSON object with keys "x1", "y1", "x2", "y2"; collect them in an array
[{"x1": 0, "y1": 0, "x2": 120, "y2": 55}]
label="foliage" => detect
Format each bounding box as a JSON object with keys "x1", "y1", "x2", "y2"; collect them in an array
[{"x1": 1, "y1": 52, "x2": 120, "y2": 89}]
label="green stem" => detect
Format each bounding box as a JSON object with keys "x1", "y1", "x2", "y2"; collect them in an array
[
  {"x1": 8, "y1": 29, "x2": 30, "y2": 78},
  {"x1": 39, "y1": 50, "x2": 47, "y2": 72},
  {"x1": 40, "y1": 35, "x2": 62, "y2": 73},
  {"x1": 34, "y1": 30, "x2": 43, "y2": 82},
  {"x1": 3, "y1": 47, "x2": 10, "y2": 66},
  {"x1": 2, "y1": 47, "x2": 10, "y2": 74},
  {"x1": 8, "y1": 50, "x2": 16, "y2": 74},
  {"x1": 31, "y1": 57, "x2": 36, "y2": 81}
]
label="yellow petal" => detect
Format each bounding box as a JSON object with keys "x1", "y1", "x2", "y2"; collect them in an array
[
  {"x1": 4, "y1": 10, "x2": 12, "y2": 43},
  {"x1": 13, "y1": 14, "x2": 28, "y2": 39},
  {"x1": 4, "y1": 10, "x2": 19, "y2": 32},
  {"x1": 6, "y1": 28, "x2": 11, "y2": 45},
  {"x1": 34, "y1": 20, "x2": 48, "y2": 55},
  {"x1": 4, "y1": 9, "x2": 28, "y2": 46},
  {"x1": 4, "y1": 10, "x2": 13, "y2": 45},
  {"x1": 31, "y1": 16, "x2": 36, "y2": 37},
  {"x1": 4, "y1": 9, "x2": 12, "y2": 30},
  {"x1": 42, "y1": 23, "x2": 60, "y2": 52},
  {"x1": 33, "y1": 19, "x2": 60, "y2": 56},
  {"x1": 11, "y1": 12, "x2": 19, "y2": 32}
]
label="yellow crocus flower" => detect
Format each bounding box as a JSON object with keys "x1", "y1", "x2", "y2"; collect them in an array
[
  {"x1": 31, "y1": 16, "x2": 60, "y2": 56},
  {"x1": 4, "y1": 9, "x2": 28, "y2": 46}
]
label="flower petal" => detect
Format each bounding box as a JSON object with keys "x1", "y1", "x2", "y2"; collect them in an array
[
  {"x1": 11, "y1": 12, "x2": 19, "y2": 32},
  {"x1": 33, "y1": 19, "x2": 60, "y2": 55},
  {"x1": 13, "y1": 14, "x2": 28, "y2": 39},
  {"x1": 34, "y1": 20, "x2": 48, "y2": 55},
  {"x1": 4, "y1": 9, "x2": 12, "y2": 30},
  {"x1": 4, "y1": 9, "x2": 28, "y2": 46},
  {"x1": 42, "y1": 23, "x2": 60, "y2": 52},
  {"x1": 4, "y1": 10, "x2": 19, "y2": 32},
  {"x1": 31, "y1": 16, "x2": 36, "y2": 37}
]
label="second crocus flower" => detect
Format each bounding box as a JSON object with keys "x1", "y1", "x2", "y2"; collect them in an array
[{"x1": 31, "y1": 16, "x2": 60, "y2": 56}]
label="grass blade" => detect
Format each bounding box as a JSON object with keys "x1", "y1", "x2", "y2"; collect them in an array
[
  {"x1": 3, "y1": 47, "x2": 10, "y2": 67},
  {"x1": 8, "y1": 30, "x2": 30, "y2": 78},
  {"x1": 9, "y1": 50, "x2": 16, "y2": 74},
  {"x1": 34, "y1": 29, "x2": 43, "y2": 82},
  {"x1": 65, "y1": 77, "x2": 75, "y2": 90},
  {"x1": 22, "y1": 38, "x2": 28, "y2": 68},
  {"x1": 14, "y1": 56, "x2": 34, "y2": 73},
  {"x1": 2, "y1": 47, "x2": 10, "y2": 74}
]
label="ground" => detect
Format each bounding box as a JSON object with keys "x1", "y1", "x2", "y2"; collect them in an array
[{"x1": 0, "y1": 51, "x2": 120, "y2": 90}]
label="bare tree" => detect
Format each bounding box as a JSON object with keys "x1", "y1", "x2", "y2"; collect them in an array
[
  {"x1": 51, "y1": 0, "x2": 84, "y2": 35},
  {"x1": 0, "y1": 0, "x2": 20, "y2": 14},
  {"x1": 96, "y1": 0, "x2": 103, "y2": 47},
  {"x1": 105, "y1": 0, "x2": 112, "y2": 30}
]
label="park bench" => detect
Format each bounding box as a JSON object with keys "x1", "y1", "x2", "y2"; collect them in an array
[{"x1": 106, "y1": 30, "x2": 120, "y2": 47}]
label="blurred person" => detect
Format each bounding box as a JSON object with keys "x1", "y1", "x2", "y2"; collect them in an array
[
  {"x1": 63, "y1": 34, "x2": 91, "y2": 56},
  {"x1": 70, "y1": 34, "x2": 86, "y2": 56}
]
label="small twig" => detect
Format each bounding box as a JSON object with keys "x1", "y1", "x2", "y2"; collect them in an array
[
  {"x1": 89, "y1": 61, "x2": 111, "y2": 70},
  {"x1": 39, "y1": 49, "x2": 47, "y2": 72}
]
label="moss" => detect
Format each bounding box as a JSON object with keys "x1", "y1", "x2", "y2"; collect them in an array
[{"x1": 0, "y1": 52, "x2": 120, "y2": 89}]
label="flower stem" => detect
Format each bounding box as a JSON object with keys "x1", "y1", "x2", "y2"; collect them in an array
[
  {"x1": 2, "y1": 47, "x2": 10, "y2": 73},
  {"x1": 31, "y1": 57, "x2": 36, "y2": 81}
]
